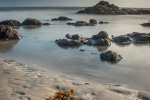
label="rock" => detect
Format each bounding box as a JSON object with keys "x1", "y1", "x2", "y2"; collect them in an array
[
  {"x1": 89, "y1": 19, "x2": 97, "y2": 25},
  {"x1": 92, "y1": 31, "x2": 110, "y2": 40},
  {"x1": 42, "y1": 23, "x2": 51, "y2": 25},
  {"x1": 0, "y1": 25, "x2": 21, "y2": 40},
  {"x1": 99, "y1": 21, "x2": 109, "y2": 24},
  {"x1": 95, "y1": 38, "x2": 111, "y2": 46},
  {"x1": 65, "y1": 34, "x2": 82, "y2": 40},
  {"x1": 100, "y1": 51, "x2": 122, "y2": 62},
  {"x1": 0, "y1": 20, "x2": 21, "y2": 26},
  {"x1": 113, "y1": 35, "x2": 132, "y2": 45},
  {"x1": 67, "y1": 21, "x2": 91, "y2": 26},
  {"x1": 77, "y1": 1, "x2": 150, "y2": 15},
  {"x1": 141, "y1": 21, "x2": 150, "y2": 27},
  {"x1": 80, "y1": 49, "x2": 85, "y2": 52},
  {"x1": 22, "y1": 18, "x2": 42, "y2": 25},
  {"x1": 51, "y1": 16, "x2": 72, "y2": 21},
  {"x1": 130, "y1": 32, "x2": 150, "y2": 44},
  {"x1": 55, "y1": 39, "x2": 81, "y2": 46}
]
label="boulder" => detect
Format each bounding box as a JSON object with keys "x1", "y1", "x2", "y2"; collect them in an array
[
  {"x1": 0, "y1": 20, "x2": 21, "y2": 26},
  {"x1": 22, "y1": 18, "x2": 42, "y2": 25},
  {"x1": 65, "y1": 34, "x2": 81, "y2": 40},
  {"x1": 92, "y1": 31, "x2": 109, "y2": 40},
  {"x1": 89, "y1": 19, "x2": 97, "y2": 25},
  {"x1": 100, "y1": 51, "x2": 122, "y2": 63},
  {"x1": 0, "y1": 25, "x2": 21, "y2": 40},
  {"x1": 113, "y1": 35, "x2": 132, "y2": 45},
  {"x1": 51, "y1": 16, "x2": 72, "y2": 21},
  {"x1": 55, "y1": 39, "x2": 81, "y2": 46}
]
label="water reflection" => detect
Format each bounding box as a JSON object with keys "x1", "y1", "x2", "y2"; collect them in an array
[
  {"x1": 94, "y1": 46, "x2": 109, "y2": 52},
  {"x1": 0, "y1": 40, "x2": 19, "y2": 53},
  {"x1": 22, "y1": 25, "x2": 41, "y2": 29}
]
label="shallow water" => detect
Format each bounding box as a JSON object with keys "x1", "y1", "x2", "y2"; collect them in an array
[{"x1": 0, "y1": 7, "x2": 150, "y2": 92}]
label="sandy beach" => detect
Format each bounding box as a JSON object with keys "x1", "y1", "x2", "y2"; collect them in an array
[{"x1": 0, "y1": 59, "x2": 150, "y2": 100}]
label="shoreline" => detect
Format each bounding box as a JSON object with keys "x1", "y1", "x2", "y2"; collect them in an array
[{"x1": 0, "y1": 59, "x2": 150, "y2": 100}]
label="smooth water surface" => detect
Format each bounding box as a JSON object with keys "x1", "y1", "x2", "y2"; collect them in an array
[{"x1": 0, "y1": 7, "x2": 150, "y2": 92}]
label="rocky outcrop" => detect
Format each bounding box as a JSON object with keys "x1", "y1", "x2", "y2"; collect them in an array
[
  {"x1": 22, "y1": 18, "x2": 42, "y2": 25},
  {"x1": 77, "y1": 1, "x2": 150, "y2": 15},
  {"x1": 0, "y1": 25, "x2": 21, "y2": 40},
  {"x1": 100, "y1": 51, "x2": 122, "y2": 63},
  {"x1": 51, "y1": 16, "x2": 72, "y2": 21},
  {"x1": 113, "y1": 35, "x2": 132, "y2": 45},
  {"x1": 0, "y1": 20, "x2": 21, "y2": 26}
]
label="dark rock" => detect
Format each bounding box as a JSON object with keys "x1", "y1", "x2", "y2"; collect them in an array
[
  {"x1": 130, "y1": 32, "x2": 150, "y2": 44},
  {"x1": 42, "y1": 23, "x2": 51, "y2": 25},
  {"x1": 55, "y1": 39, "x2": 81, "y2": 46},
  {"x1": 74, "y1": 21, "x2": 91, "y2": 26},
  {"x1": 80, "y1": 49, "x2": 85, "y2": 52},
  {"x1": 99, "y1": 21, "x2": 109, "y2": 24},
  {"x1": 22, "y1": 18, "x2": 42, "y2": 25},
  {"x1": 66, "y1": 34, "x2": 82, "y2": 40},
  {"x1": 66, "y1": 34, "x2": 72, "y2": 39},
  {"x1": 113, "y1": 35, "x2": 132, "y2": 45},
  {"x1": 0, "y1": 20, "x2": 21, "y2": 26},
  {"x1": 51, "y1": 16, "x2": 72, "y2": 21},
  {"x1": 92, "y1": 31, "x2": 109, "y2": 40},
  {"x1": 100, "y1": 51, "x2": 122, "y2": 62},
  {"x1": 89, "y1": 19, "x2": 97, "y2": 25},
  {"x1": 141, "y1": 21, "x2": 150, "y2": 26},
  {"x1": 77, "y1": 1, "x2": 150, "y2": 15},
  {"x1": 0, "y1": 25, "x2": 21, "y2": 40},
  {"x1": 95, "y1": 38, "x2": 111, "y2": 46}
]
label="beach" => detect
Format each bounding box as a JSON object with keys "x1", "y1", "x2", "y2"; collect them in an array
[{"x1": 1, "y1": 59, "x2": 150, "y2": 100}]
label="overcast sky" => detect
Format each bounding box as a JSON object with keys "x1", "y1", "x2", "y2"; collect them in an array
[{"x1": 0, "y1": 0, "x2": 150, "y2": 8}]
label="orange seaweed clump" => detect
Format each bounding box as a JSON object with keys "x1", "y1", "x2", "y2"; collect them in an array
[{"x1": 45, "y1": 89, "x2": 74, "y2": 100}]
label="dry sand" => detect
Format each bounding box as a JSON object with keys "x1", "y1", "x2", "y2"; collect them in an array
[{"x1": 0, "y1": 59, "x2": 150, "y2": 100}]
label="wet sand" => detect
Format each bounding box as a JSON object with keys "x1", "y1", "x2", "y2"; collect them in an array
[{"x1": 0, "y1": 59, "x2": 150, "y2": 100}]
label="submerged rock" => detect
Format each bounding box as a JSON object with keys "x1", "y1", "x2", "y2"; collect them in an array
[
  {"x1": 130, "y1": 32, "x2": 150, "y2": 44},
  {"x1": 113, "y1": 35, "x2": 132, "y2": 45},
  {"x1": 0, "y1": 25, "x2": 21, "y2": 40},
  {"x1": 51, "y1": 16, "x2": 72, "y2": 21},
  {"x1": 99, "y1": 21, "x2": 109, "y2": 24},
  {"x1": 0, "y1": 19, "x2": 21, "y2": 26},
  {"x1": 67, "y1": 21, "x2": 94, "y2": 26},
  {"x1": 22, "y1": 18, "x2": 42, "y2": 25},
  {"x1": 100, "y1": 51, "x2": 122, "y2": 63},
  {"x1": 42, "y1": 23, "x2": 51, "y2": 25},
  {"x1": 55, "y1": 39, "x2": 81, "y2": 46},
  {"x1": 141, "y1": 21, "x2": 150, "y2": 27}
]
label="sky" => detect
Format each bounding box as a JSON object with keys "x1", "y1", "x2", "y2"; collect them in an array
[{"x1": 0, "y1": 0, "x2": 150, "y2": 8}]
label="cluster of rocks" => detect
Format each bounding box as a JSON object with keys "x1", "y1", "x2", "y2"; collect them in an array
[
  {"x1": 55, "y1": 31, "x2": 112, "y2": 47},
  {"x1": 113, "y1": 32, "x2": 150, "y2": 45},
  {"x1": 51, "y1": 16, "x2": 72, "y2": 21},
  {"x1": 0, "y1": 25, "x2": 21, "y2": 41},
  {"x1": 77, "y1": 1, "x2": 150, "y2": 15},
  {"x1": 141, "y1": 20, "x2": 150, "y2": 27},
  {"x1": 67, "y1": 19, "x2": 97, "y2": 26},
  {"x1": 0, "y1": 18, "x2": 50, "y2": 27}
]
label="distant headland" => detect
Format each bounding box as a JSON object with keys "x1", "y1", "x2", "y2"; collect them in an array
[{"x1": 77, "y1": 1, "x2": 150, "y2": 15}]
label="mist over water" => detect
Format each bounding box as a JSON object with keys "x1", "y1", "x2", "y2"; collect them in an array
[{"x1": 0, "y1": 7, "x2": 150, "y2": 92}]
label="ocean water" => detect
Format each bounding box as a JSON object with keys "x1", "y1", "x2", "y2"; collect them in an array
[{"x1": 0, "y1": 7, "x2": 150, "y2": 92}]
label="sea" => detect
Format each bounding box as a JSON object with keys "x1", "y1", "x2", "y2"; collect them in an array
[{"x1": 0, "y1": 7, "x2": 150, "y2": 92}]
